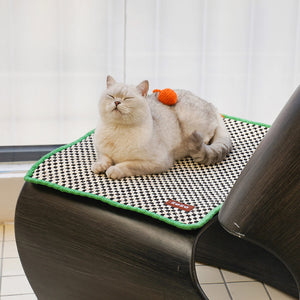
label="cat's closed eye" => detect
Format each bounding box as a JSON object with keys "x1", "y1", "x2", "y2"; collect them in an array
[
  {"x1": 107, "y1": 94, "x2": 115, "y2": 99},
  {"x1": 124, "y1": 97, "x2": 134, "y2": 100}
]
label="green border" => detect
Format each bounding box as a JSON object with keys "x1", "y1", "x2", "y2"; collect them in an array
[
  {"x1": 222, "y1": 114, "x2": 271, "y2": 128},
  {"x1": 24, "y1": 116, "x2": 270, "y2": 231}
]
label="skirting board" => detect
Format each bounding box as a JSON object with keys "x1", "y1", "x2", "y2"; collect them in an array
[{"x1": 0, "y1": 177, "x2": 24, "y2": 222}]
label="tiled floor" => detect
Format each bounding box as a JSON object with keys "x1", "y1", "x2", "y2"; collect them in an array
[
  {"x1": 0, "y1": 223, "x2": 297, "y2": 300},
  {"x1": 195, "y1": 263, "x2": 297, "y2": 300},
  {"x1": 0, "y1": 224, "x2": 36, "y2": 300}
]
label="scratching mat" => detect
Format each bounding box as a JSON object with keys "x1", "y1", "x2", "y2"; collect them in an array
[{"x1": 25, "y1": 116, "x2": 269, "y2": 230}]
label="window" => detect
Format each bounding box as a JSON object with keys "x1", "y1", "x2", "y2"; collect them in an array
[{"x1": 1, "y1": 0, "x2": 299, "y2": 147}]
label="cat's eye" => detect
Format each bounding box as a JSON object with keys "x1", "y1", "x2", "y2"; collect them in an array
[
  {"x1": 107, "y1": 94, "x2": 115, "y2": 99},
  {"x1": 124, "y1": 97, "x2": 134, "y2": 100}
]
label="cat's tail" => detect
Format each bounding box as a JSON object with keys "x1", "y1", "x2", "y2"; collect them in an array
[{"x1": 189, "y1": 118, "x2": 232, "y2": 165}]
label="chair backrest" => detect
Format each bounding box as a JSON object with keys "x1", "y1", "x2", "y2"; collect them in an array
[{"x1": 219, "y1": 86, "x2": 300, "y2": 294}]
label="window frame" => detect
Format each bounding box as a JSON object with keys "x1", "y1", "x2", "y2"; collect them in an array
[{"x1": 0, "y1": 145, "x2": 64, "y2": 162}]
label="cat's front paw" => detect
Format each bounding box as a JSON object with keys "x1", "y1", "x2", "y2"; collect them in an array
[
  {"x1": 91, "y1": 161, "x2": 110, "y2": 174},
  {"x1": 106, "y1": 166, "x2": 126, "y2": 179}
]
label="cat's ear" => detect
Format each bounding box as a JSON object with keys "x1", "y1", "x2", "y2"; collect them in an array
[
  {"x1": 107, "y1": 75, "x2": 116, "y2": 88},
  {"x1": 136, "y1": 80, "x2": 149, "y2": 97}
]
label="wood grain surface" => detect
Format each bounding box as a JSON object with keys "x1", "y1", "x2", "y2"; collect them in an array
[
  {"x1": 15, "y1": 183, "x2": 205, "y2": 300},
  {"x1": 15, "y1": 182, "x2": 298, "y2": 299},
  {"x1": 219, "y1": 86, "x2": 300, "y2": 298}
]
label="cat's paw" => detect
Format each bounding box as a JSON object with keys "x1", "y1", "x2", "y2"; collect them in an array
[
  {"x1": 106, "y1": 166, "x2": 126, "y2": 179},
  {"x1": 91, "y1": 161, "x2": 110, "y2": 174}
]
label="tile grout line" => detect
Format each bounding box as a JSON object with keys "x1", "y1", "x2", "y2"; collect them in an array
[
  {"x1": 1, "y1": 274, "x2": 27, "y2": 278},
  {"x1": 201, "y1": 280, "x2": 258, "y2": 284},
  {"x1": 219, "y1": 269, "x2": 233, "y2": 300},
  {"x1": 0, "y1": 256, "x2": 20, "y2": 259},
  {"x1": 1, "y1": 292, "x2": 35, "y2": 297}
]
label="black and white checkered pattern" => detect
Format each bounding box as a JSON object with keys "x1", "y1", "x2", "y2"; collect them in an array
[{"x1": 28, "y1": 118, "x2": 269, "y2": 229}]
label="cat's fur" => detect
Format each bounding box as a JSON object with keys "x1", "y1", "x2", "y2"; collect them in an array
[{"x1": 92, "y1": 76, "x2": 232, "y2": 179}]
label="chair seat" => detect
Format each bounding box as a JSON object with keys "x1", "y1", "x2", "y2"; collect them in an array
[
  {"x1": 15, "y1": 182, "x2": 298, "y2": 299},
  {"x1": 24, "y1": 116, "x2": 269, "y2": 230},
  {"x1": 16, "y1": 103, "x2": 299, "y2": 299}
]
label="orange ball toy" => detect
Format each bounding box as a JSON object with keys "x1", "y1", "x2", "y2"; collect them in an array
[{"x1": 153, "y1": 88, "x2": 177, "y2": 106}]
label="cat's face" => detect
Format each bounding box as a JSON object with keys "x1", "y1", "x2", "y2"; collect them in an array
[{"x1": 99, "y1": 76, "x2": 150, "y2": 125}]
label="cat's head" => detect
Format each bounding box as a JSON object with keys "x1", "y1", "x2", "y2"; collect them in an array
[{"x1": 99, "y1": 75, "x2": 150, "y2": 125}]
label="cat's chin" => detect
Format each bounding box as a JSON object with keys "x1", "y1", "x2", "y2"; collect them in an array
[
  {"x1": 108, "y1": 111, "x2": 134, "y2": 125},
  {"x1": 112, "y1": 108, "x2": 122, "y2": 114}
]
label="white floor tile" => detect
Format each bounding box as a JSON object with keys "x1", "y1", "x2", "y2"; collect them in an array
[
  {"x1": 0, "y1": 294, "x2": 37, "y2": 300},
  {"x1": 196, "y1": 265, "x2": 224, "y2": 284},
  {"x1": 3, "y1": 241, "x2": 19, "y2": 258},
  {"x1": 227, "y1": 282, "x2": 270, "y2": 300},
  {"x1": 221, "y1": 269, "x2": 255, "y2": 282},
  {"x1": 265, "y1": 284, "x2": 297, "y2": 300},
  {"x1": 1, "y1": 276, "x2": 33, "y2": 296},
  {"x1": 4, "y1": 224, "x2": 15, "y2": 241},
  {"x1": 2, "y1": 258, "x2": 25, "y2": 276},
  {"x1": 201, "y1": 283, "x2": 231, "y2": 300}
]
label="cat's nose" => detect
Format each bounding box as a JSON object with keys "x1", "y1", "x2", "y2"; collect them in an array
[{"x1": 114, "y1": 101, "x2": 121, "y2": 106}]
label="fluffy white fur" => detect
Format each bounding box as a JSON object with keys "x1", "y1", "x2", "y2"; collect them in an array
[{"x1": 92, "y1": 76, "x2": 232, "y2": 179}]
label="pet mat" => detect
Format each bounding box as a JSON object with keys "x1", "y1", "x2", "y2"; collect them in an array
[{"x1": 25, "y1": 116, "x2": 269, "y2": 230}]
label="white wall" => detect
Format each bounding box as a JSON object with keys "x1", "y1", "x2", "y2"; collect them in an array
[
  {"x1": 0, "y1": 177, "x2": 24, "y2": 221},
  {"x1": 0, "y1": 0, "x2": 300, "y2": 147}
]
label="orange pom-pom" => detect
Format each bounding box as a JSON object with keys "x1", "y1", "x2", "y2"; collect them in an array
[{"x1": 153, "y1": 88, "x2": 177, "y2": 106}]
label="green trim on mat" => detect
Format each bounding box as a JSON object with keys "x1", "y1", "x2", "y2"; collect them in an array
[
  {"x1": 25, "y1": 129, "x2": 95, "y2": 179},
  {"x1": 25, "y1": 173, "x2": 222, "y2": 230},
  {"x1": 24, "y1": 115, "x2": 270, "y2": 231},
  {"x1": 222, "y1": 114, "x2": 271, "y2": 128}
]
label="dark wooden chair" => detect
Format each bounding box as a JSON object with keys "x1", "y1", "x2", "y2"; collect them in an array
[
  {"x1": 15, "y1": 87, "x2": 300, "y2": 299},
  {"x1": 219, "y1": 86, "x2": 300, "y2": 299}
]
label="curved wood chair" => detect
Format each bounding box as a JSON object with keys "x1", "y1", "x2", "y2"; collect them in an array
[
  {"x1": 15, "y1": 183, "x2": 297, "y2": 299},
  {"x1": 219, "y1": 86, "x2": 300, "y2": 299},
  {"x1": 15, "y1": 87, "x2": 300, "y2": 299}
]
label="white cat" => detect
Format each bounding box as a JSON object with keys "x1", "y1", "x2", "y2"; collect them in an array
[{"x1": 92, "y1": 76, "x2": 232, "y2": 179}]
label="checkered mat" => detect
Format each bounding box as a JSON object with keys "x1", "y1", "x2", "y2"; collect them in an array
[{"x1": 25, "y1": 116, "x2": 269, "y2": 230}]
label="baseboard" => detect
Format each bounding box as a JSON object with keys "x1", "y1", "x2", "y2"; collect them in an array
[
  {"x1": 0, "y1": 176, "x2": 24, "y2": 222},
  {"x1": 0, "y1": 162, "x2": 32, "y2": 222}
]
